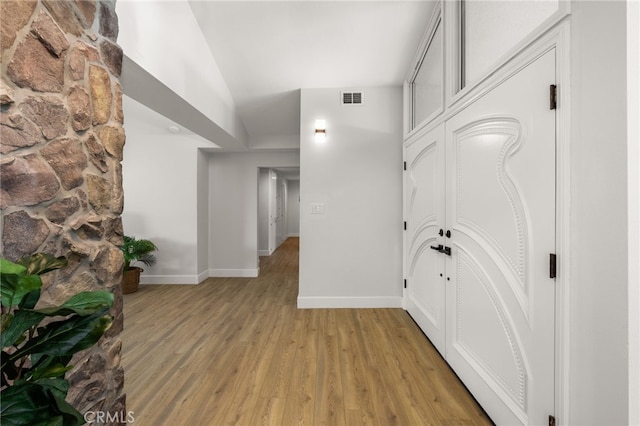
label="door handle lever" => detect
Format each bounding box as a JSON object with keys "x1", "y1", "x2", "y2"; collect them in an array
[{"x1": 430, "y1": 244, "x2": 451, "y2": 256}]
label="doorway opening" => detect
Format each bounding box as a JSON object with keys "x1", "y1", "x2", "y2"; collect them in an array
[{"x1": 257, "y1": 167, "x2": 300, "y2": 260}]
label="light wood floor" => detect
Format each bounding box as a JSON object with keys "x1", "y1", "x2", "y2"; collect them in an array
[{"x1": 121, "y1": 237, "x2": 493, "y2": 425}]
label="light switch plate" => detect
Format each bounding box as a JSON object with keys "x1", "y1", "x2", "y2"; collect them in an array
[{"x1": 311, "y1": 203, "x2": 326, "y2": 214}]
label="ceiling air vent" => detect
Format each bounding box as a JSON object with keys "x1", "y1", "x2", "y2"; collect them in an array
[{"x1": 341, "y1": 91, "x2": 363, "y2": 105}]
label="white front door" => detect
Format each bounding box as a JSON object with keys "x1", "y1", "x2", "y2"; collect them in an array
[
  {"x1": 445, "y1": 49, "x2": 556, "y2": 425},
  {"x1": 404, "y1": 48, "x2": 557, "y2": 425},
  {"x1": 405, "y1": 123, "x2": 447, "y2": 355}
]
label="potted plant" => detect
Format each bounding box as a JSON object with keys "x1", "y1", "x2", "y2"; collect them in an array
[
  {"x1": 121, "y1": 236, "x2": 158, "y2": 294},
  {"x1": 1, "y1": 253, "x2": 114, "y2": 425}
]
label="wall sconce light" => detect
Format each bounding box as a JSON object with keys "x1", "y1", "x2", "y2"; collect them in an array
[{"x1": 314, "y1": 119, "x2": 326, "y2": 143}]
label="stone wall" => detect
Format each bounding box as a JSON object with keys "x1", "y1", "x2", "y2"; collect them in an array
[{"x1": 1, "y1": 0, "x2": 126, "y2": 423}]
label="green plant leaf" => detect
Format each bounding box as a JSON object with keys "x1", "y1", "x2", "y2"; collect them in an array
[
  {"x1": 27, "y1": 358, "x2": 73, "y2": 381},
  {"x1": 0, "y1": 266, "x2": 42, "y2": 308},
  {"x1": 0, "y1": 380, "x2": 83, "y2": 426},
  {"x1": 17, "y1": 253, "x2": 68, "y2": 276},
  {"x1": 0, "y1": 258, "x2": 27, "y2": 276},
  {"x1": 0, "y1": 385, "x2": 60, "y2": 426},
  {"x1": 1, "y1": 254, "x2": 67, "y2": 310},
  {"x1": 35, "y1": 291, "x2": 114, "y2": 317},
  {"x1": 40, "y1": 379, "x2": 84, "y2": 426},
  {"x1": 137, "y1": 253, "x2": 157, "y2": 268},
  {"x1": 19, "y1": 287, "x2": 41, "y2": 310},
  {"x1": 0, "y1": 309, "x2": 45, "y2": 348},
  {"x1": 1, "y1": 311, "x2": 13, "y2": 333},
  {"x1": 1, "y1": 350, "x2": 19, "y2": 383},
  {"x1": 67, "y1": 315, "x2": 112, "y2": 354},
  {"x1": 122, "y1": 236, "x2": 158, "y2": 269},
  {"x1": 4, "y1": 309, "x2": 112, "y2": 368},
  {"x1": 1, "y1": 255, "x2": 112, "y2": 426},
  {"x1": 49, "y1": 395, "x2": 83, "y2": 426},
  {"x1": 34, "y1": 377, "x2": 69, "y2": 396},
  {"x1": 1, "y1": 259, "x2": 27, "y2": 307}
]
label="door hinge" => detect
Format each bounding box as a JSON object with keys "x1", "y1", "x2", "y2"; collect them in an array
[
  {"x1": 549, "y1": 415, "x2": 556, "y2": 426},
  {"x1": 403, "y1": 161, "x2": 407, "y2": 171},
  {"x1": 403, "y1": 221, "x2": 407, "y2": 231},
  {"x1": 550, "y1": 253, "x2": 557, "y2": 279},
  {"x1": 550, "y1": 84, "x2": 557, "y2": 110},
  {"x1": 404, "y1": 279, "x2": 407, "y2": 289}
]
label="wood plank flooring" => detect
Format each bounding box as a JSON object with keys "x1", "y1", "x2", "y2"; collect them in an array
[{"x1": 121, "y1": 237, "x2": 493, "y2": 425}]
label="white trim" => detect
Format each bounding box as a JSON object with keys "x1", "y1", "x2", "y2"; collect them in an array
[
  {"x1": 287, "y1": 233, "x2": 300, "y2": 238},
  {"x1": 553, "y1": 21, "x2": 572, "y2": 426},
  {"x1": 443, "y1": 0, "x2": 462, "y2": 103},
  {"x1": 139, "y1": 275, "x2": 199, "y2": 285},
  {"x1": 139, "y1": 267, "x2": 260, "y2": 283},
  {"x1": 405, "y1": 2, "x2": 444, "y2": 135},
  {"x1": 406, "y1": 2, "x2": 442, "y2": 84},
  {"x1": 297, "y1": 296, "x2": 403, "y2": 309},
  {"x1": 210, "y1": 268, "x2": 259, "y2": 278},
  {"x1": 447, "y1": 3, "x2": 570, "y2": 110},
  {"x1": 197, "y1": 269, "x2": 209, "y2": 283},
  {"x1": 628, "y1": 1, "x2": 640, "y2": 423},
  {"x1": 405, "y1": 17, "x2": 572, "y2": 147},
  {"x1": 258, "y1": 249, "x2": 271, "y2": 256}
]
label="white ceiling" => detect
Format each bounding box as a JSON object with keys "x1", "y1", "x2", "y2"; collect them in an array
[{"x1": 187, "y1": 1, "x2": 436, "y2": 145}]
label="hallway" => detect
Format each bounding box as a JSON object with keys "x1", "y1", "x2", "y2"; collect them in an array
[{"x1": 121, "y1": 237, "x2": 492, "y2": 425}]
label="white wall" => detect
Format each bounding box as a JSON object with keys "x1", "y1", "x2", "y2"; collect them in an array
[
  {"x1": 569, "y1": 2, "x2": 629, "y2": 424},
  {"x1": 122, "y1": 97, "x2": 212, "y2": 284},
  {"x1": 209, "y1": 151, "x2": 300, "y2": 277},
  {"x1": 628, "y1": 2, "x2": 640, "y2": 423},
  {"x1": 116, "y1": 0, "x2": 247, "y2": 145},
  {"x1": 287, "y1": 180, "x2": 300, "y2": 237},
  {"x1": 196, "y1": 149, "x2": 209, "y2": 281},
  {"x1": 298, "y1": 87, "x2": 403, "y2": 308}
]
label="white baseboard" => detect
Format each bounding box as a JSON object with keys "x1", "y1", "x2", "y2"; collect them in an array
[
  {"x1": 258, "y1": 249, "x2": 271, "y2": 256},
  {"x1": 139, "y1": 275, "x2": 199, "y2": 285},
  {"x1": 210, "y1": 268, "x2": 259, "y2": 278},
  {"x1": 140, "y1": 268, "x2": 260, "y2": 284},
  {"x1": 287, "y1": 233, "x2": 300, "y2": 238},
  {"x1": 197, "y1": 269, "x2": 209, "y2": 283},
  {"x1": 297, "y1": 296, "x2": 403, "y2": 309}
]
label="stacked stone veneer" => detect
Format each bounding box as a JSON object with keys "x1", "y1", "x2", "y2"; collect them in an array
[{"x1": 1, "y1": 0, "x2": 126, "y2": 422}]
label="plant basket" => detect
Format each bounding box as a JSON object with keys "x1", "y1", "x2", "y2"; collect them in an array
[{"x1": 122, "y1": 267, "x2": 143, "y2": 294}]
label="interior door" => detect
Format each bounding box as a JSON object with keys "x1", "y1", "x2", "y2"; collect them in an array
[
  {"x1": 268, "y1": 171, "x2": 277, "y2": 254},
  {"x1": 404, "y1": 124, "x2": 446, "y2": 355},
  {"x1": 444, "y1": 49, "x2": 556, "y2": 424},
  {"x1": 276, "y1": 180, "x2": 286, "y2": 246}
]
